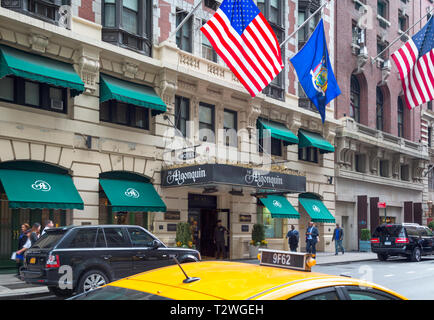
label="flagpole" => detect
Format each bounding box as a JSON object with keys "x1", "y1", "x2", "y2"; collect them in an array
[
  {"x1": 372, "y1": 8, "x2": 434, "y2": 63},
  {"x1": 164, "y1": 0, "x2": 204, "y2": 43},
  {"x1": 280, "y1": 0, "x2": 330, "y2": 49}
]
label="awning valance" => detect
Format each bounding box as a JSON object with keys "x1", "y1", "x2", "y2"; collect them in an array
[
  {"x1": 100, "y1": 74, "x2": 167, "y2": 116},
  {"x1": 100, "y1": 179, "x2": 166, "y2": 213},
  {"x1": 0, "y1": 169, "x2": 84, "y2": 210},
  {"x1": 259, "y1": 195, "x2": 300, "y2": 219},
  {"x1": 257, "y1": 119, "x2": 299, "y2": 146},
  {"x1": 298, "y1": 129, "x2": 335, "y2": 154},
  {"x1": 0, "y1": 44, "x2": 85, "y2": 97},
  {"x1": 299, "y1": 195, "x2": 335, "y2": 223}
]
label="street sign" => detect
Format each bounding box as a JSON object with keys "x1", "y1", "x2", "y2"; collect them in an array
[{"x1": 378, "y1": 202, "x2": 386, "y2": 209}]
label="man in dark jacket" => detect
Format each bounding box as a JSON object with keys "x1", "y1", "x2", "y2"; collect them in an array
[
  {"x1": 332, "y1": 223, "x2": 345, "y2": 255},
  {"x1": 286, "y1": 225, "x2": 299, "y2": 252},
  {"x1": 305, "y1": 221, "x2": 319, "y2": 257},
  {"x1": 214, "y1": 220, "x2": 228, "y2": 259}
]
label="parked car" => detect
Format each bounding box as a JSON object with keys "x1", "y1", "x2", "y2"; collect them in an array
[
  {"x1": 20, "y1": 225, "x2": 201, "y2": 297},
  {"x1": 371, "y1": 223, "x2": 434, "y2": 262}
]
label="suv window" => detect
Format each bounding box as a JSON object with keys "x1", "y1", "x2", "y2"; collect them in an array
[
  {"x1": 406, "y1": 227, "x2": 419, "y2": 237},
  {"x1": 104, "y1": 228, "x2": 131, "y2": 247},
  {"x1": 426, "y1": 228, "x2": 434, "y2": 236},
  {"x1": 127, "y1": 227, "x2": 155, "y2": 247},
  {"x1": 69, "y1": 228, "x2": 98, "y2": 248},
  {"x1": 373, "y1": 225, "x2": 405, "y2": 237},
  {"x1": 95, "y1": 228, "x2": 106, "y2": 248},
  {"x1": 32, "y1": 230, "x2": 67, "y2": 249},
  {"x1": 419, "y1": 227, "x2": 429, "y2": 236}
]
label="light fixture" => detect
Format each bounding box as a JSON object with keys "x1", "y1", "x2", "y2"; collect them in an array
[
  {"x1": 203, "y1": 186, "x2": 218, "y2": 194},
  {"x1": 229, "y1": 188, "x2": 244, "y2": 196}
]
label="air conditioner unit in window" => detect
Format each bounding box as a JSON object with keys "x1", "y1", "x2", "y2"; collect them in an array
[{"x1": 50, "y1": 99, "x2": 64, "y2": 111}]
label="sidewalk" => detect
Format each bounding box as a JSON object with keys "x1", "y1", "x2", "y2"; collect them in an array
[{"x1": 0, "y1": 251, "x2": 377, "y2": 299}]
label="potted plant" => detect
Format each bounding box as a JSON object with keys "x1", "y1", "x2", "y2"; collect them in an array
[
  {"x1": 249, "y1": 224, "x2": 267, "y2": 258},
  {"x1": 359, "y1": 228, "x2": 371, "y2": 252},
  {"x1": 175, "y1": 222, "x2": 194, "y2": 249}
]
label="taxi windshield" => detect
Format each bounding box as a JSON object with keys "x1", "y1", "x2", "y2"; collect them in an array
[{"x1": 70, "y1": 286, "x2": 172, "y2": 300}]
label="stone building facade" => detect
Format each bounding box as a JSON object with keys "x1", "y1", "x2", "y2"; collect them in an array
[{"x1": 0, "y1": 0, "x2": 339, "y2": 265}]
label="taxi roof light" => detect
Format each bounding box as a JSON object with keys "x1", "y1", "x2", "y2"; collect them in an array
[{"x1": 258, "y1": 249, "x2": 316, "y2": 272}]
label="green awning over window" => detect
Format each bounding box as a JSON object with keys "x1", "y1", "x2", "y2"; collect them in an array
[
  {"x1": 259, "y1": 195, "x2": 300, "y2": 219},
  {"x1": 299, "y1": 195, "x2": 335, "y2": 223},
  {"x1": 100, "y1": 179, "x2": 166, "y2": 212},
  {"x1": 0, "y1": 169, "x2": 84, "y2": 210},
  {"x1": 257, "y1": 119, "x2": 299, "y2": 145},
  {"x1": 0, "y1": 44, "x2": 85, "y2": 97},
  {"x1": 298, "y1": 129, "x2": 335, "y2": 154},
  {"x1": 100, "y1": 74, "x2": 167, "y2": 116}
]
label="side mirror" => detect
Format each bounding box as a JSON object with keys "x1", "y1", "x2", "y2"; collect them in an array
[{"x1": 151, "y1": 239, "x2": 162, "y2": 249}]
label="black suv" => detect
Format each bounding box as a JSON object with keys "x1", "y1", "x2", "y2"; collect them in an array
[
  {"x1": 371, "y1": 223, "x2": 434, "y2": 262},
  {"x1": 20, "y1": 225, "x2": 200, "y2": 297}
]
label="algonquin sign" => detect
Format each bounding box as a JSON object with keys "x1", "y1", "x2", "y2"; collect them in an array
[{"x1": 161, "y1": 164, "x2": 306, "y2": 193}]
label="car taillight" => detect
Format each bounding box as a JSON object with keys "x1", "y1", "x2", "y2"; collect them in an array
[
  {"x1": 370, "y1": 238, "x2": 380, "y2": 243},
  {"x1": 395, "y1": 238, "x2": 409, "y2": 244},
  {"x1": 45, "y1": 254, "x2": 60, "y2": 268}
]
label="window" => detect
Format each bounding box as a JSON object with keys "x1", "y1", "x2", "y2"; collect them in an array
[
  {"x1": 376, "y1": 87, "x2": 384, "y2": 131},
  {"x1": 355, "y1": 154, "x2": 366, "y2": 173},
  {"x1": 202, "y1": 20, "x2": 217, "y2": 62},
  {"x1": 204, "y1": 0, "x2": 219, "y2": 11},
  {"x1": 0, "y1": 76, "x2": 67, "y2": 113},
  {"x1": 398, "y1": 10, "x2": 408, "y2": 32},
  {"x1": 379, "y1": 160, "x2": 389, "y2": 177},
  {"x1": 400, "y1": 165, "x2": 410, "y2": 181},
  {"x1": 100, "y1": 101, "x2": 150, "y2": 130},
  {"x1": 257, "y1": 0, "x2": 285, "y2": 100},
  {"x1": 175, "y1": 96, "x2": 190, "y2": 137},
  {"x1": 223, "y1": 109, "x2": 237, "y2": 147},
  {"x1": 298, "y1": 147, "x2": 318, "y2": 163},
  {"x1": 257, "y1": 204, "x2": 282, "y2": 238},
  {"x1": 127, "y1": 227, "x2": 155, "y2": 247},
  {"x1": 103, "y1": 228, "x2": 131, "y2": 247},
  {"x1": 429, "y1": 127, "x2": 432, "y2": 148},
  {"x1": 1, "y1": 0, "x2": 65, "y2": 24},
  {"x1": 352, "y1": 21, "x2": 362, "y2": 55},
  {"x1": 350, "y1": 75, "x2": 361, "y2": 123},
  {"x1": 102, "y1": 0, "x2": 152, "y2": 55},
  {"x1": 176, "y1": 8, "x2": 193, "y2": 53},
  {"x1": 290, "y1": 287, "x2": 340, "y2": 300},
  {"x1": 398, "y1": 97, "x2": 404, "y2": 138},
  {"x1": 68, "y1": 228, "x2": 98, "y2": 248},
  {"x1": 347, "y1": 289, "x2": 397, "y2": 300},
  {"x1": 428, "y1": 101, "x2": 433, "y2": 111},
  {"x1": 199, "y1": 103, "x2": 215, "y2": 143},
  {"x1": 95, "y1": 228, "x2": 106, "y2": 248},
  {"x1": 429, "y1": 170, "x2": 434, "y2": 190},
  {"x1": 377, "y1": 0, "x2": 389, "y2": 28},
  {"x1": 377, "y1": 38, "x2": 389, "y2": 63}
]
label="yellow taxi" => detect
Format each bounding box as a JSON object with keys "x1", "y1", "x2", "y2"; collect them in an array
[{"x1": 70, "y1": 249, "x2": 407, "y2": 301}]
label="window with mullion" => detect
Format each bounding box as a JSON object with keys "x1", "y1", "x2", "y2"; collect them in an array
[
  {"x1": 223, "y1": 109, "x2": 237, "y2": 147},
  {"x1": 176, "y1": 9, "x2": 193, "y2": 53},
  {"x1": 298, "y1": 146, "x2": 318, "y2": 163},
  {"x1": 350, "y1": 75, "x2": 361, "y2": 123},
  {"x1": 100, "y1": 100, "x2": 150, "y2": 130},
  {"x1": 397, "y1": 97, "x2": 404, "y2": 138},
  {"x1": 376, "y1": 87, "x2": 384, "y2": 131},
  {"x1": 199, "y1": 102, "x2": 215, "y2": 143},
  {"x1": 122, "y1": 0, "x2": 139, "y2": 35},
  {"x1": 175, "y1": 96, "x2": 190, "y2": 137}
]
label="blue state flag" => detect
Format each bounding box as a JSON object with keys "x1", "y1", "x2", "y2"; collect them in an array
[{"x1": 290, "y1": 19, "x2": 341, "y2": 123}]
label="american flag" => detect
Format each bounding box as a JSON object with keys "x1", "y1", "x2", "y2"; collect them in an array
[
  {"x1": 200, "y1": 0, "x2": 284, "y2": 97},
  {"x1": 392, "y1": 17, "x2": 434, "y2": 109}
]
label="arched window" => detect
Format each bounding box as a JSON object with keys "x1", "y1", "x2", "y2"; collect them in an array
[
  {"x1": 398, "y1": 97, "x2": 404, "y2": 138},
  {"x1": 350, "y1": 75, "x2": 360, "y2": 123},
  {"x1": 376, "y1": 87, "x2": 384, "y2": 131}
]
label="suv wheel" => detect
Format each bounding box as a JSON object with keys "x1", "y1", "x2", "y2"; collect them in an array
[
  {"x1": 77, "y1": 269, "x2": 109, "y2": 293},
  {"x1": 410, "y1": 247, "x2": 422, "y2": 262},
  {"x1": 377, "y1": 253, "x2": 388, "y2": 261},
  {"x1": 48, "y1": 286, "x2": 73, "y2": 298}
]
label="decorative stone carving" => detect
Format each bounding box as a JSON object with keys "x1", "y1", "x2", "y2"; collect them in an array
[
  {"x1": 392, "y1": 154, "x2": 405, "y2": 179},
  {"x1": 380, "y1": 60, "x2": 392, "y2": 85},
  {"x1": 354, "y1": 46, "x2": 369, "y2": 74},
  {"x1": 29, "y1": 34, "x2": 49, "y2": 53},
  {"x1": 412, "y1": 159, "x2": 427, "y2": 183},
  {"x1": 76, "y1": 56, "x2": 100, "y2": 94},
  {"x1": 122, "y1": 62, "x2": 139, "y2": 79},
  {"x1": 336, "y1": 137, "x2": 356, "y2": 169},
  {"x1": 157, "y1": 69, "x2": 178, "y2": 111},
  {"x1": 367, "y1": 148, "x2": 381, "y2": 174},
  {"x1": 246, "y1": 98, "x2": 262, "y2": 130}
]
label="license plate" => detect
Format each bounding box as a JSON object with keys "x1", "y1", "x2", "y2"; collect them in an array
[
  {"x1": 384, "y1": 241, "x2": 391, "y2": 246},
  {"x1": 30, "y1": 258, "x2": 36, "y2": 264}
]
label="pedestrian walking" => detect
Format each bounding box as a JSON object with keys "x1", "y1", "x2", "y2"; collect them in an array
[
  {"x1": 286, "y1": 225, "x2": 299, "y2": 252},
  {"x1": 14, "y1": 223, "x2": 30, "y2": 275},
  {"x1": 29, "y1": 222, "x2": 41, "y2": 246},
  {"x1": 214, "y1": 220, "x2": 228, "y2": 259},
  {"x1": 41, "y1": 220, "x2": 54, "y2": 236},
  {"x1": 305, "y1": 221, "x2": 319, "y2": 257},
  {"x1": 332, "y1": 223, "x2": 345, "y2": 255}
]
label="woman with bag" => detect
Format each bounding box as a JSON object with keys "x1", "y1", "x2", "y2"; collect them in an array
[
  {"x1": 29, "y1": 222, "x2": 41, "y2": 246},
  {"x1": 15, "y1": 223, "x2": 31, "y2": 276}
]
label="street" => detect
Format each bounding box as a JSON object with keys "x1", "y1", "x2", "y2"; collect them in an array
[{"x1": 313, "y1": 257, "x2": 434, "y2": 300}]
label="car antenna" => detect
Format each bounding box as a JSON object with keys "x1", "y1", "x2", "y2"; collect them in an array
[{"x1": 172, "y1": 256, "x2": 200, "y2": 284}]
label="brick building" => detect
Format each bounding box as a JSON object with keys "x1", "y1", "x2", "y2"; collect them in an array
[{"x1": 334, "y1": 0, "x2": 433, "y2": 251}]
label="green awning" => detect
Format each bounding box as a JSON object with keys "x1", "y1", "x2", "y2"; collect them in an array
[
  {"x1": 0, "y1": 44, "x2": 85, "y2": 97},
  {"x1": 0, "y1": 169, "x2": 84, "y2": 210},
  {"x1": 259, "y1": 195, "x2": 300, "y2": 219},
  {"x1": 298, "y1": 129, "x2": 335, "y2": 154},
  {"x1": 257, "y1": 119, "x2": 299, "y2": 145},
  {"x1": 299, "y1": 195, "x2": 335, "y2": 223},
  {"x1": 100, "y1": 179, "x2": 166, "y2": 212},
  {"x1": 100, "y1": 74, "x2": 167, "y2": 116}
]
